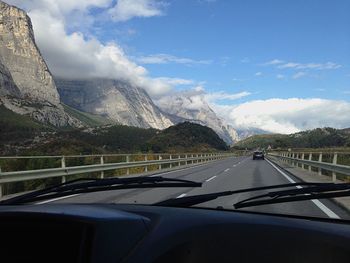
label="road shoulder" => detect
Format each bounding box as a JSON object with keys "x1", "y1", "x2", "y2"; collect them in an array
[{"x1": 267, "y1": 155, "x2": 350, "y2": 214}]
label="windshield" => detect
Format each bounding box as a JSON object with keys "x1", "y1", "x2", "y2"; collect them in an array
[{"x1": 0, "y1": 0, "x2": 349, "y2": 220}]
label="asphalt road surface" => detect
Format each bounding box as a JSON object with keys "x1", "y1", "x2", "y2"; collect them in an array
[{"x1": 50, "y1": 156, "x2": 350, "y2": 219}]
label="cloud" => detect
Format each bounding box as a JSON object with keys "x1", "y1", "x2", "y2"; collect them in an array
[
  {"x1": 255, "y1": 72, "x2": 262, "y2": 76},
  {"x1": 4, "y1": 0, "x2": 174, "y2": 97},
  {"x1": 292, "y1": 72, "x2": 306, "y2": 79},
  {"x1": 156, "y1": 87, "x2": 251, "y2": 112},
  {"x1": 108, "y1": 0, "x2": 166, "y2": 22},
  {"x1": 211, "y1": 98, "x2": 350, "y2": 134},
  {"x1": 278, "y1": 61, "x2": 341, "y2": 70},
  {"x1": 276, "y1": 74, "x2": 285, "y2": 79},
  {"x1": 136, "y1": 54, "x2": 212, "y2": 65},
  {"x1": 204, "y1": 91, "x2": 251, "y2": 103},
  {"x1": 263, "y1": 59, "x2": 342, "y2": 71},
  {"x1": 154, "y1": 77, "x2": 195, "y2": 86},
  {"x1": 263, "y1": 59, "x2": 284, "y2": 65}
]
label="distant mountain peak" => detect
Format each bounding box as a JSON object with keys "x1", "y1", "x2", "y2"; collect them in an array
[{"x1": 155, "y1": 92, "x2": 239, "y2": 145}]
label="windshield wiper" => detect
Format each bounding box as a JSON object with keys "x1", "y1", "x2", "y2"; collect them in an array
[
  {"x1": 0, "y1": 176, "x2": 202, "y2": 205},
  {"x1": 154, "y1": 182, "x2": 325, "y2": 207},
  {"x1": 234, "y1": 183, "x2": 350, "y2": 209}
]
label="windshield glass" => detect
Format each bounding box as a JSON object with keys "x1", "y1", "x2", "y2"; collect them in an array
[{"x1": 0, "y1": 0, "x2": 349, "y2": 220}]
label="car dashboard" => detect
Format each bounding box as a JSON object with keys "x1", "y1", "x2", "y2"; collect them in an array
[{"x1": 0, "y1": 203, "x2": 350, "y2": 263}]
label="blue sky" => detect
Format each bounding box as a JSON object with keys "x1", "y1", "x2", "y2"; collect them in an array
[
  {"x1": 6, "y1": 0, "x2": 350, "y2": 133},
  {"x1": 92, "y1": 0, "x2": 350, "y2": 103}
]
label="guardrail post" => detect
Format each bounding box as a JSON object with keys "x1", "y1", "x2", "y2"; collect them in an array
[
  {"x1": 169, "y1": 155, "x2": 172, "y2": 168},
  {"x1": 332, "y1": 153, "x2": 338, "y2": 182},
  {"x1": 158, "y1": 155, "x2": 162, "y2": 170},
  {"x1": 145, "y1": 155, "x2": 148, "y2": 172},
  {"x1": 61, "y1": 156, "x2": 66, "y2": 183},
  {"x1": 178, "y1": 154, "x2": 181, "y2": 166},
  {"x1": 100, "y1": 156, "x2": 104, "y2": 179},
  {"x1": 191, "y1": 154, "x2": 194, "y2": 164},
  {"x1": 185, "y1": 154, "x2": 188, "y2": 165},
  {"x1": 126, "y1": 155, "x2": 130, "y2": 175},
  {"x1": 318, "y1": 153, "x2": 323, "y2": 176},
  {"x1": 301, "y1": 153, "x2": 305, "y2": 170},
  {"x1": 0, "y1": 166, "x2": 2, "y2": 198},
  {"x1": 309, "y1": 153, "x2": 312, "y2": 172}
]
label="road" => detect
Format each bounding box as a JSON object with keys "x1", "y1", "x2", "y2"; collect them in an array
[{"x1": 52, "y1": 156, "x2": 350, "y2": 219}]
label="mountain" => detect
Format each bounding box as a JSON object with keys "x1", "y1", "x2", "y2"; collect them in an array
[
  {"x1": 233, "y1": 127, "x2": 350, "y2": 150},
  {"x1": 156, "y1": 93, "x2": 239, "y2": 145},
  {"x1": 55, "y1": 78, "x2": 174, "y2": 130},
  {"x1": 0, "y1": 115, "x2": 227, "y2": 155},
  {"x1": 146, "y1": 122, "x2": 228, "y2": 152},
  {"x1": 0, "y1": 1, "x2": 80, "y2": 127},
  {"x1": 236, "y1": 128, "x2": 270, "y2": 141}
]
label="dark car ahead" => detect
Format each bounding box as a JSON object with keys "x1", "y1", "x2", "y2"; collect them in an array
[{"x1": 253, "y1": 151, "x2": 264, "y2": 160}]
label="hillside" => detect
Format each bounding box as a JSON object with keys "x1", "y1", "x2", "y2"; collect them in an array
[
  {"x1": 1, "y1": 117, "x2": 228, "y2": 155},
  {"x1": 62, "y1": 104, "x2": 113, "y2": 127},
  {"x1": 146, "y1": 122, "x2": 228, "y2": 152},
  {"x1": 233, "y1": 127, "x2": 350, "y2": 150}
]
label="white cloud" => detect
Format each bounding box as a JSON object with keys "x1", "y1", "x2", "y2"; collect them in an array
[
  {"x1": 108, "y1": 0, "x2": 166, "y2": 22},
  {"x1": 204, "y1": 91, "x2": 251, "y2": 103},
  {"x1": 292, "y1": 72, "x2": 306, "y2": 79},
  {"x1": 278, "y1": 61, "x2": 341, "y2": 70},
  {"x1": 156, "y1": 87, "x2": 251, "y2": 112},
  {"x1": 136, "y1": 54, "x2": 212, "y2": 65},
  {"x1": 263, "y1": 59, "x2": 342, "y2": 71},
  {"x1": 154, "y1": 77, "x2": 195, "y2": 86},
  {"x1": 255, "y1": 72, "x2": 262, "y2": 76},
  {"x1": 276, "y1": 74, "x2": 285, "y2": 79},
  {"x1": 4, "y1": 0, "x2": 174, "y2": 97},
  {"x1": 263, "y1": 59, "x2": 284, "y2": 65},
  {"x1": 211, "y1": 98, "x2": 350, "y2": 134}
]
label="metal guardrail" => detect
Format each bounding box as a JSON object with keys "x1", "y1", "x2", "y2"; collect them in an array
[
  {"x1": 268, "y1": 152, "x2": 350, "y2": 182},
  {"x1": 0, "y1": 153, "x2": 235, "y2": 197}
]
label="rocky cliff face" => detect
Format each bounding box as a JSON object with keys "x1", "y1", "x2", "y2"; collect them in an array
[
  {"x1": 0, "y1": 1, "x2": 59, "y2": 103},
  {"x1": 55, "y1": 78, "x2": 174, "y2": 130},
  {"x1": 0, "y1": 1, "x2": 81, "y2": 127},
  {"x1": 156, "y1": 94, "x2": 239, "y2": 145},
  {"x1": 0, "y1": 60, "x2": 20, "y2": 97}
]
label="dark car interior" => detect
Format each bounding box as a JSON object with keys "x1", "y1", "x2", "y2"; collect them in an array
[{"x1": 1, "y1": 203, "x2": 350, "y2": 263}]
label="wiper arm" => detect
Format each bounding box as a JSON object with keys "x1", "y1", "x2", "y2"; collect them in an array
[
  {"x1": 234, "y1": 183, "x2": 350, "y2": 209},
  {"x1": 0, "y1": 176, "x2": 202, "y2": 205},
  {"x1": 154, "y1": 182, "x2": 323, "y2": 207}
]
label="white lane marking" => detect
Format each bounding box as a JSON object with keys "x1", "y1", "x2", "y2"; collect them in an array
[
  {"x1": 224, "y1": 168, "x2": 230, "y2": 172},
  {"x1": 232, "y1": 164, "x2": 237, "y2": 167},
  {"x1": 36, "y1": 157, "x2": 236, "y2": 204},
  {"x1": 176, "y1": 193, "x2": 187, "y2": 198},
  {"x1": 35, "y1": 194, "x2": 80, "y2": 205},
  {"x1": 150, "y1": 158, "x2": 230, "y2": 177},
  {"x1": 205, "y1": 175, "x2": 217, "y2": 182},
  {"x1": 265, "y1": 158, "x2": 340, "y2": 219}
]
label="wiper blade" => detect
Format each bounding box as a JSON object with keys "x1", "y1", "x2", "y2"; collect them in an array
[
  {"x1": 234, "y1": 183, "x2": 350, "y2": 209},
  {"x1": 0, "y1": 176, "x2": 202, "y2": 205},
  {"x1": 154, "y1": 182, "x2": 323, "y2": 207}
]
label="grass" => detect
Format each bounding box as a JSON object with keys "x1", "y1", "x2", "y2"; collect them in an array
[
  {"x1": 0, "y1": 105, "x2": 45, "y2": 130},
  {"x1": 62, "y1": 104, "x2": 113, "y2": 127}
]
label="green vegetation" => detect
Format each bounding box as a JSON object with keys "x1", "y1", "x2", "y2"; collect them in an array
[
  {"x1": 62, "y1": 104, "x2": 113, "y2": 126},
  {"x1": 146, "y1": 122, "x2": 228, "y2": 152},
  {"x1": 234, "y1": 127, "x2": 350, "y2": 150},
  {"x1": 0, "y1": 105, "x2": 49, "y2": 144},
  {"x1": 1, "y1": 115, "x2": 228, "y2": 155}
]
